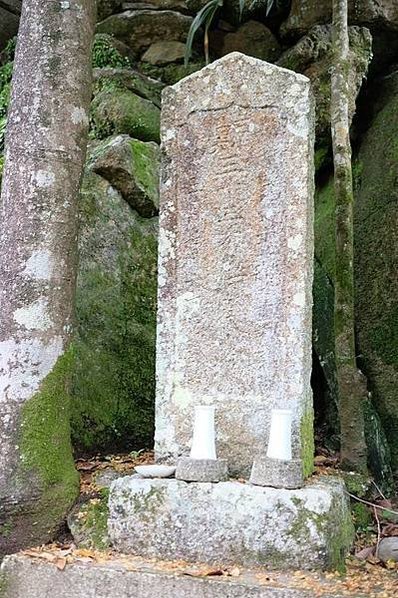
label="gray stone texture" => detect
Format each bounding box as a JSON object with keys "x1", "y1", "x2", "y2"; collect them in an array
[
  {"x1": 219, "y1": 21, "x2": 281, "y2": 63},
  {"x1": 176, "y1": 457, "x2": 229, "y2": 482},
  {"x1": 277, "y1": 26, "x2": 372, "y2": 147},
  {"x1": 96, "y1": 10, "x2": 192, "y2": 56},
  {"x1": 250, "y1": 457, "x2": 304, "y2": 489},
  {"x1": 108, "y1": 476, "x2": 353, "y2": 570},
  {"x1": 281, "y1": 0, "x2": 398, "y2": 37},
  {"x1": 88, "y1": 134, "x2": 160, "y2": 216},
  {"x1": 0, "y1": 554, "x2": 355, "y2": 598},
  {"x1": 155, "y1": 53, "x2": 315, "y2": 477},
  {"x1": 141, "y1": 41, "x2": 186, "y2": 65}
]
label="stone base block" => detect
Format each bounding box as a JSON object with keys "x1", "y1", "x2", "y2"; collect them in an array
[
  {"x1": 176, "y1": 457, "x2": 228, "y2": 482},
  {"x1": 0, "y1": 553, "x2": 354, "y2": 598},
  {"x1": 108, "y1": 476, "x2": 354, "y2": 570},
  {"x1": 250, "y1": 458, "x2": 304, "y2": 489}
]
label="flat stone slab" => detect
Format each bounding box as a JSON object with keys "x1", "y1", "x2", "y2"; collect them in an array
[
  {"x1": 108, "y1": 476, "x2": 353, "y2": 570},
  {"x1": 0, "y1": 553, "x2": 362, "y2": 597}
]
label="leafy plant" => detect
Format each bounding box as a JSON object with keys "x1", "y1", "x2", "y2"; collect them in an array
[
  {"x1": 0, "y1": 62, "x2": 13, "y2": 154},
  {"x1": 185, "y1": 0, "x2": 223, "y2": 66},
  {"x1": 3, "y1": 37, "x2": 16, "y2": 62},
  {"x1": 92, "y1": 34, "x2": 129, "y2": 69},
  {"x1": 184, "y1": 0, "x2": 286, "y2": 66}
]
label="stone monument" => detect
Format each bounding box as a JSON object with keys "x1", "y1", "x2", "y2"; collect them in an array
[
  {"x1": 155, "y1": 52, "x2": 315, "y2": 478},
  {"x1": 107, "y1": 53, "x2": 354, "y2": 570}
]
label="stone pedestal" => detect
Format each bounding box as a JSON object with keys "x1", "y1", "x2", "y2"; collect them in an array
[
  {"x1": 155, "y1": 52, "x2": 315, "y2": 477},
  {"x1": 250, "y1": 457, "x2": 304, "y2": 489},
  {"x1": 108, "y1": 476, "x2": 354, "y2": 571},
  {"x1": 176, "y1": 457, "x2": 228, "y2": 482}
]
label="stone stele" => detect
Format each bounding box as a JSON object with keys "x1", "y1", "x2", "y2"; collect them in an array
[{"x1": 155, "y1": 53, "x2": 315, "y2": 477}]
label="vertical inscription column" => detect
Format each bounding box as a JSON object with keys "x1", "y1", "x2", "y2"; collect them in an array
[{"x1": 156, "y1": 53, "x2": 315, "y2": 476}]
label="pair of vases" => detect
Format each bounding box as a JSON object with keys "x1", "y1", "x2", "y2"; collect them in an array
[{"x1": 190, "y1": 405, "x2": 293, "y2": 461}]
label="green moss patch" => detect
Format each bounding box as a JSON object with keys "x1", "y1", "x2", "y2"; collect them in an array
[{"x1": 71, "y1": 173, "x2": 157, "y2": 453}]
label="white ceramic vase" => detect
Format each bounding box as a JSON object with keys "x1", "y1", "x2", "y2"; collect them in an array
[
  {"x1": 266, "y1": 408, "x2": 292, "y2": 461},
  {"x1": 190, "y1": 405, "x2": 217, "y2": 460}
]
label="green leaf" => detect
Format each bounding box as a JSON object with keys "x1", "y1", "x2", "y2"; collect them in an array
[
  {"x1": 184, "y1": 0, "x2": 222, "y2": 66},
  {"x1": 238, "y1": 0, "x2": 245, "y2": 19}
]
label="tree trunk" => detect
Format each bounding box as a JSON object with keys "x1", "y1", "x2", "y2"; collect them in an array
[
  {"x1": 331, "y1": 0, "x2": 368, "y2": 472},
  {"x1": 0, "y1": 0, "x2": 95, "y2": 554}
]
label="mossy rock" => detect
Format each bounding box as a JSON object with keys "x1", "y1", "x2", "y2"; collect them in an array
[
  {"x1": 88, "y1": 135, "x2": 160, "y2": 217},
  {"x1": 93, "y1": 66, "x2": 164, "y2": 108},
  {"x1": 96, "y1": 9, "x2": 192, "y2": 56},
  {"x1": 313, "y1": 175, "x2": 393, "y2": 491},
  {"x1": 354, "y1": 72, "x2": 398, "y2": 471},
  {"x1": 277, "y1": 25, "x2": 372, "y2": 149},
  {"x1": 71, "y1": 171, "x2": 157, "y2": 453},
  {"x1": 67, "y1": 489, "x2": 110, "y2": 550},
  {"x1": 92, "y1": 33, "x2": 133, "y2": 69},
  {"x1": 90, "y1": 87, "x2": 161, "y2": 142},
  {"x1": 96, "y1": 0, "x2": 121, "y2": 22},
  {"x1": 139, "y1": 61, "x2": 204, "y2": 85}
]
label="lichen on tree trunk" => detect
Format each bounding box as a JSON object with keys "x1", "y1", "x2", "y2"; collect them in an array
[
  {"x1": 331, "y1": 0, "x2": 368, "y2": 472},
  {"x1": 0, "y1": 0, "x2": 95, "y2": 555}
]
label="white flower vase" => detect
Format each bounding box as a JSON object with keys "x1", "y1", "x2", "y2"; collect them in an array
[
  {"x1": 190, "y1": 405, "x2": 217, "y2": 460},
  {"x1": 266, "y1": 408, "x2": 292, "y2": 461}
]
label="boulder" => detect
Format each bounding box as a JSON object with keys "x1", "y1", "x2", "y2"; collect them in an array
[
  {"x1": 354, "y1": 71, "x2": 398, "y2": 471},
  {"x1": 91, "y1": 87, "x2": 161, "y2": 142},
  {"x1": 281, "y1": 0, "x2": 398, "y2": 38},
  {"x1": 70, "y1": 170, "x2": 157, "y2": 453},
  {"x1": 378, "y1": 537, "x2": 398, "y2": 563},
  {"x1": 139, "y1": 61, "x2": 203, "y2": 85},
  {"x1": 88, "y1": 135, "x2": 160, "y2": 216},
  {"x1": 96, "y1": 10, "x2": 192, "y2": 56},
  {"x1": 93, "y1": 66, "x2": 164, "y2": 107},
  {"x1": 219, "y1": 21, "x2": 281, "y2": 62},
  {"x1": 313, "y1": 175, "x2": 394, "y2": 490},
  {"x1": 97, "y1": 0, "x2": 122, "y2": 21},
  {"x1": 124, "y1": 0, "x2": 189, "y2": 11},
  {"x1": 141, "y1": 40, "x2": 186, "y2": 65},
  {"x1": 277, "y1": 25, "x2": 372, "y2": 147}
]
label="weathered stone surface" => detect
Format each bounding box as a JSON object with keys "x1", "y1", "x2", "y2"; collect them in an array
[
  {"x1": 67, "y1": 492, "x2": 110, "y2": 550},
  {"x1": 277, "y1": 26, "x2": 372, "y2": 146},
  {"x1": 354, "y1": 71, "x2": 398, "y2": 471},
  {"x1": 108, "y1": 476, "x2": 353, "y2": 569},
  {"x1": 377, "y1": 537, "x2": 398, "y2": 563},
  {"x1": 250, "y1": 457, "x2": 304, "y2": 489},
  {"x1": 0, "y1": 553, "x2": 356, "y2": 597},
  {"x1": 88, "y1": 134, "x2": 160, "y2": 216},
  {"x1": 142, "y1": 41, "x2": 186, "y2": 65},
  {"x1": 97, "y1": 0, "x2": 122, "y2": 21},
  {"x1": 220, "y1": 21, "x2": 281, "y2": 63},
  {"x1": 156, "y1": 53, "x2": 315, "y2": 477},
  {"x1": 124, "y1": 0, "x2": 189, "y2": 11},
  {"x1": 0, "y1": 1, "x2": 21, "y2": 51},
  {"x1": 91, "y1": 87, "x2": 161, "y2": 142},
  {"x1": 176, "y1": 457, "x2": 229, "y2": 482},
  {"x1": 93, "y1": 66, "x2": 164, "y2": 107},
  {"x1": 313, "y1": 184, "x2": 394, "y2": 488},
  {"x1": 70, "y1": 170, "x2": 157, "y2": 453},
  {"x1": 96, "y1": 10, "x2": 192, "y2": 56},
  {"x1": 281, "y1": 0, "x2": 398, "y2": 38}
]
